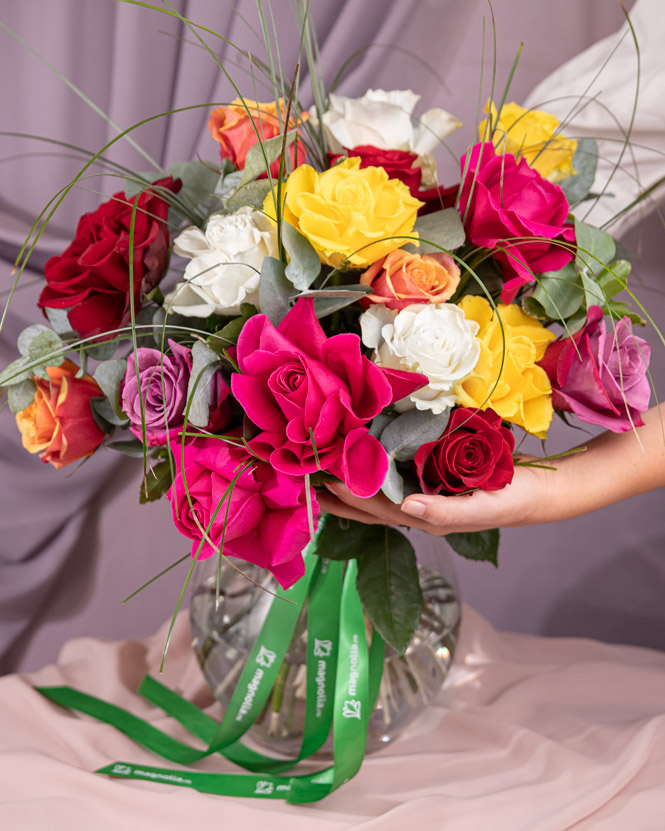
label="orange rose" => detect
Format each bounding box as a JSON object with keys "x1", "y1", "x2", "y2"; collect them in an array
[
  {"x1": 16, "y1": 360, "x2": 106, "y2": 469},
  {"x1": 208, "y1": 98, "x2": 306, "y2": 175},
  {"x1": 360, "y1": 249, "x2": 461, "y2": 310}
]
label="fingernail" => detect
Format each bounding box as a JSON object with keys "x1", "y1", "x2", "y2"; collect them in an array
[{"x1": 401, "y1": 499, "x2": 426, "y2": 517}]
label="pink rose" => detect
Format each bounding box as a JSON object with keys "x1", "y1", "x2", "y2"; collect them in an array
[
  {"x1": 459, "y1": 142, "x2": 575, "y2": 303},
  {"x1": 168, "y1": 434, "x2": 317, "y2": 589},
  {"x1": 231, "y1": 298, "x2": 427, "y2": 497},
  {"x1": 539, "y1": 306, "x2": 651, "y2": 432}
]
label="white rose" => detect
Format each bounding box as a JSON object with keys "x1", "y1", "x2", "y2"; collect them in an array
[
  {"x1": 165, "y1": 207, "x2": 278, "y2": 317},
  {"x1": 360, "y1": 303, "x2": 480, "y2": 414},
  {"x1": 316, "y1": 89, "x2": 461, "y2": 186}
]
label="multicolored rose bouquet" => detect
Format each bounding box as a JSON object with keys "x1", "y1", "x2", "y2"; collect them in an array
[{"x1": 0, "y1": 1, "x2": 657, "y2": 803}]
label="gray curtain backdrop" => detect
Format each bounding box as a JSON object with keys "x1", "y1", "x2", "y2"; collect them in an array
[{"x1": 2, "y1": 0, "x2": 661, "y2": 674}]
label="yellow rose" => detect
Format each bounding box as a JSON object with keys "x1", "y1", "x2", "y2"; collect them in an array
[
  {"x1": 480, "y1": 101, "x2": 577, "y2": 183},
  {"x1": 264, "y1": 157, "x2": 423, "y2": 268},
  {"x1": 454, "y1": 296, "x2": 555, "y2": 438}
]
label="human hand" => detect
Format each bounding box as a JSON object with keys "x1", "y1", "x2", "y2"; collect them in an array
[{"x1": 316, "y1": 461, "x2": 552, "y2": 536}]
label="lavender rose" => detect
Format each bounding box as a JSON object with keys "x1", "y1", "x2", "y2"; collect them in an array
[
  {"x1": 122, "y1": 340, "x2": 232, "y2": 445},
  {"x1": 539, "y1": 306, "x2": 651, "y2": 432}
]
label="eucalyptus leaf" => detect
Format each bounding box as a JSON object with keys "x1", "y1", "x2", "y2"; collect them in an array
[
  {"x1": 368, "y1": 412, "x2": 393, "y2": 439},
  {"x1": 575, "y1": 217, "x2": 616, "y2": 276},
  {"x1": 580, "y1": 269, "x2": 607, "y2": 309},
  {"x1": 259, "y1": 256, "x2": 293, "y2": 326},
  {"x1": 123, "y1": 170, "x2": 162, "y2": 199},
  {"x1": 403, "y1": 208, "x2": 465, "y2": 255},
  {"x1": 312, "y1": 294, "x2": 368, "y2": 318},
  {"x1": 7, "y1": 379, "x2": 36, "y2": 413},
  {"x1": 170, "y1": 160, "x2": 222, "y2": 215},
  {"x1": 85, "y1": 339, "x2": 118, "y2": 361},
  {"x1": 446, "y1": 528, "x2": 499, "y2": 566},
  {"x1": 26, "y1": 330, "x2": 65, "y2": 367},
  {"x1": 381, "y1": 459, "x2": 405, "y2": 504},
  {"x1": 597, "y1": 260, "x2": 630, "y2": 300},
  {"x1": 0, "y1": 355, "x2": 33, "y2": 386},
  {"x1": 187, "y1": 340, "x2": 220, "y2": 428},
  {"x1": 93, "y1": 359, "x2": 128, "y2": 419},
  {"x1": 17, "y1": 324, "x2": 55, "y2": 356},
  {"x1": 282, "y1": 221, "x2": 321, "y2": 290},
  {"x1": 139, "y1": 460, "x2": 174, "y2": 504},
  {"x1": 240, "y1": 130, "x2": 296, "y2": 187},
  {"x1": 530, "y1": 264, "x2": 585, "y2": 320},
  {"x1": 380, "y1": 407, "x2": 450, "y2": 462},
  {"x1": 356, "y1": 525, "x2": 423, "y2": 655},
  {"x1": 295, "y1": 285, "x2": 372, "y2": 299},
  {"x1": 226, "y1": 179, "x2": 272, "y2": 212},
  {"x1": 44, "y1": 307, "x2": 76, "y2": 337},
  {"x1": 91, "y1": 397, "x2": 128, "y2": 428},
  {"x1": 558, "y1": 138, "x2": 598, "y2": 206}
]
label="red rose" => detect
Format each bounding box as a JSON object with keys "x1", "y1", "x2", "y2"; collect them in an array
[
  {"x1": 329, "y1": 145, "x2": 457, "y2": 215},
  {"x1": 38, "y1": 177, "x2": 181, "y2": 340},
  {"x1": 414, "y1": 407, "x2": 515, "y2": 495},
  {"x1": 459, "y1": 142, "x2": 575, "y2": 303}
]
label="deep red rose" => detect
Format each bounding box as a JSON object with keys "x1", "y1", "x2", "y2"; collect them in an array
[
  {"x1": 459, "y1": 142, "x2": 575, "y2": 303},
  {"x1": 38, "y1": 177, "x2": 181, "y2": 340},
  {"x1": 414, "y1": 407, "x2": 515, "y2": 495},
  {"x1": 329, "y1": 145, "x2": 457, "y2": 215}
]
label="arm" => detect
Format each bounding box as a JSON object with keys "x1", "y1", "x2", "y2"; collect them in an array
[{"x1": 316, "y1": 404, "x2": 665, "y2": 535}]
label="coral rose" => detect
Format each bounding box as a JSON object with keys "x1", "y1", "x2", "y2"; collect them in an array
[
  {"x1": 415, "y1": 407, "x2": 515, "y2": 495},
  {"x1": 539, "y1": 305, "x2": 651, "y2": 432},
  {"x1": 15, "y1": 360, "x2": 105, "y2": 468},
  {"x1": 265, "y1": 157, "x2": 423, "y2": 268},
  {"x1": 454, "y1": 296, "x2": 555, "y2": 438},
  {"x1": 208, "y1": 98, "x2": 305, "y2": 176},
  {"x1": 38, "y1": 178, "x2": 180, "y2": 340},
  {"x1": 459, "y1": 142, "x2": 575, "y2": 303},
  {"x1": 360, "y1": 249, "x2": 460, "y2": 310},
  {"x1": 168, "y1": 434, "x2": 317, "y2": 589}
]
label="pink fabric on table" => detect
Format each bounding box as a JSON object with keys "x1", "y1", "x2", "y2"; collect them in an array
[{"x1": 2, "y1": 606, "x2": 665, "y2": 830}]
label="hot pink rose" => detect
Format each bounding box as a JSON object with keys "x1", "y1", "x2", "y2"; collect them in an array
[
  {"x1": 231, "y1": 298, "x2": 427, "y2": 497},
  {"x1": 459, "y1": 142, "x2": 575, "y2": 303},
  {"x1": 168, "y1": 434, "x2": 316, "y2": 589},
  {"x1": 539, "y1": 306, "x2": 651, "y2": 432}
]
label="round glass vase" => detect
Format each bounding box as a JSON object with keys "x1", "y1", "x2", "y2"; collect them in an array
[{"x1": 190, "y1": 542, "x2": 461, "y2": 761}]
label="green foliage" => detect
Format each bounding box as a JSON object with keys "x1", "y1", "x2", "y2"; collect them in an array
[
  {"x1": 282, "y1": 221, "x2": 321, "y2": 290},
  {"x1": 446, "y1": 529, "x2": 499, "y2": 566},
  {"x1": 7, "y1": 379, "x2": 36, "y2": 412},
  {"x1": 187, "y1": 341, "x2": 220, "y2": 428},
  {"x1": 378, "y1": 407, "x2": 450, "y2": 463},
  {"x1": 380, "y1": 458, "x2": 405, "y2": 504},
  {"x1": 139, "y1": 460, "x2": 174, "y2": 504},
  {"x1": 558, "y1": 138, "x2": 598, "y2": 206},
  {"x1": 93, "y1": 359, "x2": 128, "y2": 419},
  {"x1": 208, "y1": 304, "x2": 258, "y2": 350},
  {"x1": 404, "y1": 208, "x2": 466, "y2": 256},
  {"x1": 575, "y1": 217, "x2": 616, "y2": 276},
  {"x1": 355, "y1": 526, "x2": 423, "y2": 655},
  {"x1": 258, "y1": 256, "x2": 293, "y2": 326},
  {"x1": 239, "y1": 130, "x2": 296, "y2": 187}
]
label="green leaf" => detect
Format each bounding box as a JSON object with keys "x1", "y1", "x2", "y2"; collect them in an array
[
  {"x1": 282, "y1": 221, "x2": 321, "y2": 290},
  {"x1": 225, "y1": 179, "x2": 272, "y2": 212},
  {"x1": 296, "y1": 285, "x2": 372, "y2": 299},
  {"x1": 169, "y1": 160, "x2": 221, "y2": 215},
  {"x1": 0, "y1": 355, "x2": 33, "y2": 386},
  {"x1": 44, "y1": 307, "x2": 76, "y2": 337},
  {"x1": 85, "y1": 340, "x2": 118, "y2": 361},
  {"x1": 240, "y1": 130, "x2": 296, "y2": 187},
  {"x1": 107, "y1": 439, "x2": 146, "y2": 458},
  {"x1": 558, "y1": 138, "x2": 598, "y2": 206},
  {"x1": 187, "y1": 341, "x2": 219, "y2": 428},
  {"x1": 312, "y1": 293, "x2": 370, "y2": 318},
  {"x1": 446, "y1": 529, "x2": 499, "y2": 566},
  {"x1": 355, "y1": 525, "x2": 423, "y2": 655},
  {"x1": 597, "y1": 259, "x2": 630, "y2": 300},
  {"x1": 7, "y1": 379, "x2": 36, "y2": 413},
  {"x1": 209, "y1": 305, "x2": 258, "y2": 350},
  {"x1": 604, "y1": 300, "x2": 645, "y2": 326},
  {"x1": 139, "y1": 460, "x2": 174, "y2": 504},
  {"x1": 90, "y1": 396, "x2": 126, "y2": 429},
  {"x1": 530, "y1": 264, "x2": 585, "y2": 320},
  {"x1": 93, "y1": 359, "x2": 127, "y2": 419},
  {"x1": 580, "y1": 269, "x2": 606, "y2": 309},
  {"x1": 575, "y1": 217, "x2": 616, "y2": 276},
  {"x1": 381, "y1": 459, "x2": 404, "y2": 504},
  {"x1": 315, "y1": 517, "x2": 382, "y2": 561},
  {"x1": 259, "y1": 256, "x2": 293, "y2": 326},
  {"x1": 380, "y1": 407, "x2": 450, "y2": 462},
  {"x1": 26, "y1": 330, "x2": 65, "y2": 367},
  {"x1": 403, "y1": 208, "x2": 465, "y2": 255}
]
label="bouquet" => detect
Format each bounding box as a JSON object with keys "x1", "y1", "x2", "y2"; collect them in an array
[{"x1": 0, "y1": 1, "x2": 656, "y2": 803}]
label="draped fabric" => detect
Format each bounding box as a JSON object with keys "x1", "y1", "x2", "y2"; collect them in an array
[{"x1": 2, "y1": 0, "x2": 662, "y2": 674}]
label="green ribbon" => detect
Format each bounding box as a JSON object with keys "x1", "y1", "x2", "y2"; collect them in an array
[{"x1": 36, "y1": 529, "x2": 385, "y2": 804}]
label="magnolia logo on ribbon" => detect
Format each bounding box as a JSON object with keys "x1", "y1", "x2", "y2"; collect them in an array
[
  {"x1": 342, "y1": 699, "x2": 361, "y2": 719},
  {"x1": 255, "y1": 646, "x2": 277, "y2": 668},
  {"x1": 313, "y1": 638, "x2": 332, "y2": 658},
  {"x1": 111, "y1": 764, "x2": 132, "y2": 775},
  {"x1": 255, "y1": 780, "x2": 274, "y2": 795}
]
